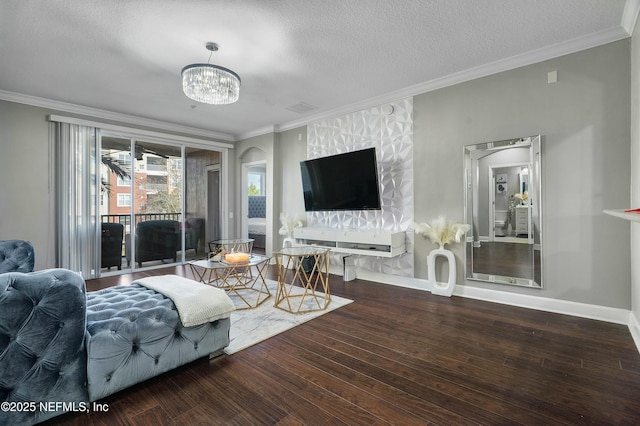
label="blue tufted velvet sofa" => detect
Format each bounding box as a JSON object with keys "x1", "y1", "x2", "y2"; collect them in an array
[
  {"x1": 84, "y1": 284, "x2": 231, "y2": 402},
  {"x1": 1, "y1": 268, "x2": 232, "y2": 425},
  {"x1": 0, "y1": 240, "x2": 35, "y2": 273},
  {"x1": 0, "y1": 269, "x2": 88, "y2": 425}
]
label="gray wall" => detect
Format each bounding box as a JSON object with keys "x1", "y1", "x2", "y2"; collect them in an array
[
  {"x1": 413, "y1": 39, "x2": 631, "y2": 308},
  {"x1": 275, "y1": 127, "x2": 307, "y2": 248},
  {"x1": 272, "y1": 40, "x2": 631, "y2": 310},
  {"x1": 234, "y1": 133, "x2": 277, "y2": 255},
  {"x1": 0, "y1": 101, "x2": 56, "y2": 269}
]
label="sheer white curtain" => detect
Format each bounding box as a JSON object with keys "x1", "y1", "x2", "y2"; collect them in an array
[{"x1": 54, "y1": 122, "x2": 101, "y2": 279}]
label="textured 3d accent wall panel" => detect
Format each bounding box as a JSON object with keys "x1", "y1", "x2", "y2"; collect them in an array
[{"x1": 307, "y1": 98, "x2": 414, "y2": 277}]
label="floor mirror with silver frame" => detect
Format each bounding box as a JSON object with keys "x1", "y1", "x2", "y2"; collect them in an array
[{"x1": 464, "y1": 135, "x2": 542, "y2": 288}]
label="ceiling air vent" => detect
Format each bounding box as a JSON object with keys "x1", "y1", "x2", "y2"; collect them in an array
[{"x1": 285, "y1": 102, "x2": 318, "y2": 114}]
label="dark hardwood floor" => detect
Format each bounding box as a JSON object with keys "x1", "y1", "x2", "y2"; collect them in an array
[{"x1": 45, "y1": 265, "x2": 640, "y2": 425}]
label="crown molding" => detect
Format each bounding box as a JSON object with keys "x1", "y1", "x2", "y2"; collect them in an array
[
  {"x1": 622, "y1": 0, "x2": 640, "y2": 35},
  {"x1": 273, "y1": 25, "x2": 630, "y2": 135},
  {"x1": 236, "y1": 124, "x2": 278, "y2": 141},
  {"x1": 0, "y1": 90, "x2": 236, "y2": 142}
]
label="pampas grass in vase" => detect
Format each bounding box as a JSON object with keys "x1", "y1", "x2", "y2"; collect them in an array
[
  {"x1": 414, "y1": 216, "x2": 471, "y2": 297},
  {"x1": 414, "y1": 216, "x2": 471, "y2": 249},
  {"x1": 279, "y1": 213, "x2": 305, "y2": 251},
  {"x1": 278, "y1": 213, "x2": 304, "y2": 238}
]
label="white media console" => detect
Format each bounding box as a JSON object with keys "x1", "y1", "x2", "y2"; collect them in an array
[{"x1": 292, "y1": 227, "x2": 406, "y2": 258}]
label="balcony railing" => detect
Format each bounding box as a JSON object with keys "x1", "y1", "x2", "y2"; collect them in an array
[
  {"x1": 146, "y1": 164, "x2": 167, "y2": 172},
  {"x1": 101, "y1": 213, "x2": 182, "y2": 230}
]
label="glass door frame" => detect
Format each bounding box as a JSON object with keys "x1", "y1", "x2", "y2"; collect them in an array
[{"x1": 99, "y1": 132, "x2": 230, "y2": 276}]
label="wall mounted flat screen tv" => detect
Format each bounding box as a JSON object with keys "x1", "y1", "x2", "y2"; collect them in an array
[{"x1": 300, "y1": 147, "x2": 382, "y2": 211}]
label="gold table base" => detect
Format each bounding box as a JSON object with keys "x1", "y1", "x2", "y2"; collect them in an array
[
  {"x1": 274, "y1": 248, "x2": 330, "y2": 314},
  {"x1": 189, "y1": 256, "x2": 271, "y2": 310}
]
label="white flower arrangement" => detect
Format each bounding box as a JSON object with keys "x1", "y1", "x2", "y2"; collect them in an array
[
  {"x1": 279, "y1": 213, "x2": 304, "y2": 237},
  {"x1": 414, "y1": 216, "x2": 471, "y2": 247}
]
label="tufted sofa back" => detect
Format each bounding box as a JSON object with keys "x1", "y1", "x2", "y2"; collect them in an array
[
  {"x1": 0, "y1": 269, "x2": 88, "y2": 425},
  {"x1": 0, "y1": 240, "x2": 35, "y2": 273}
]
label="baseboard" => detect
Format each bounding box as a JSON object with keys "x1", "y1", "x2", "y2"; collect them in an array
[
  {"x1": 629, "y1": 311, "x2": 640, "y2": 352},
  {"x1": 347, "y1": 269, "x2": 631, "y2": 325},
  {"x1": 452, "y1": 284, "x2": 631, "y2": 325}
]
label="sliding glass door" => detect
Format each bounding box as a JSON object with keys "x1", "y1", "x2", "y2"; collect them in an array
[
  {"x1": 100, "y1": 136, "x2": 133, "y2": 272},
  {"x1": 99, "y1": 135, "x2": 221, "y2": 274}
]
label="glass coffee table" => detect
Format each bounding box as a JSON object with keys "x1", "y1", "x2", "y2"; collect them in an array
[
  {"x1": 189, "y1": 253, "x2": 270, "y2": 310},
  {"x1": 274, "y1": 246, "x2": 331, "y2": 314},
  {"x1": 207, "y1": 238, "x2": 254, "y2": 255}
]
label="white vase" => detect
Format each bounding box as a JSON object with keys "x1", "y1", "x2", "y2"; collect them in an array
[
  {"x1": 427, "y1": 244, "x2": 457, "y2": 297},
  {"x1": 282, "y1": 237, "x2": 296, "y2": 248},
  {"x1": 282, "y1": 237, "x2": 297, "y2": 269}
]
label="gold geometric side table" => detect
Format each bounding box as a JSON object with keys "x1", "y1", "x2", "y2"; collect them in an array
[
  {"x1": 274, "y1": 246, "x2": 331, "y2": 314},
  {"x1": 188, "y1": 254, "x2": 271, "y2": 310}
]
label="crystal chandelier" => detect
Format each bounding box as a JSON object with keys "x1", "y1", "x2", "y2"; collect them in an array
[{"x1": 182, "y1": 42, "x2": 241, "y2": 105}]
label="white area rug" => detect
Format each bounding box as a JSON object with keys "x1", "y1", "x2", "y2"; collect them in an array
[{"x1": 224, "y1": 279, "x2": 353, "y2": 354}]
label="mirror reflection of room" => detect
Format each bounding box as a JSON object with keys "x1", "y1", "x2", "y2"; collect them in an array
[
  {"x1": 493, "y1": 165, "x2": 530, "y2": 241},
  {"x1": 465, "y1": 136, "x2": 541, "y2": 288}
]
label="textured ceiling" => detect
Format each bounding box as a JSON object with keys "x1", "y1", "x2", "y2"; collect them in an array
[{"x1": 0, "y1": 0, "x2": 634, "y2": 141}]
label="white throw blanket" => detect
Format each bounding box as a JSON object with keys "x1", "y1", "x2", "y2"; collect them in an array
[{"x1": 134, "y1": 275, "x2": 235, "y2": 327}]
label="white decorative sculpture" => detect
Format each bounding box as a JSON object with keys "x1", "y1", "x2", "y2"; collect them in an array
[{"x1": 415, "y1": 217, "x2": 470, "y2": 297}]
